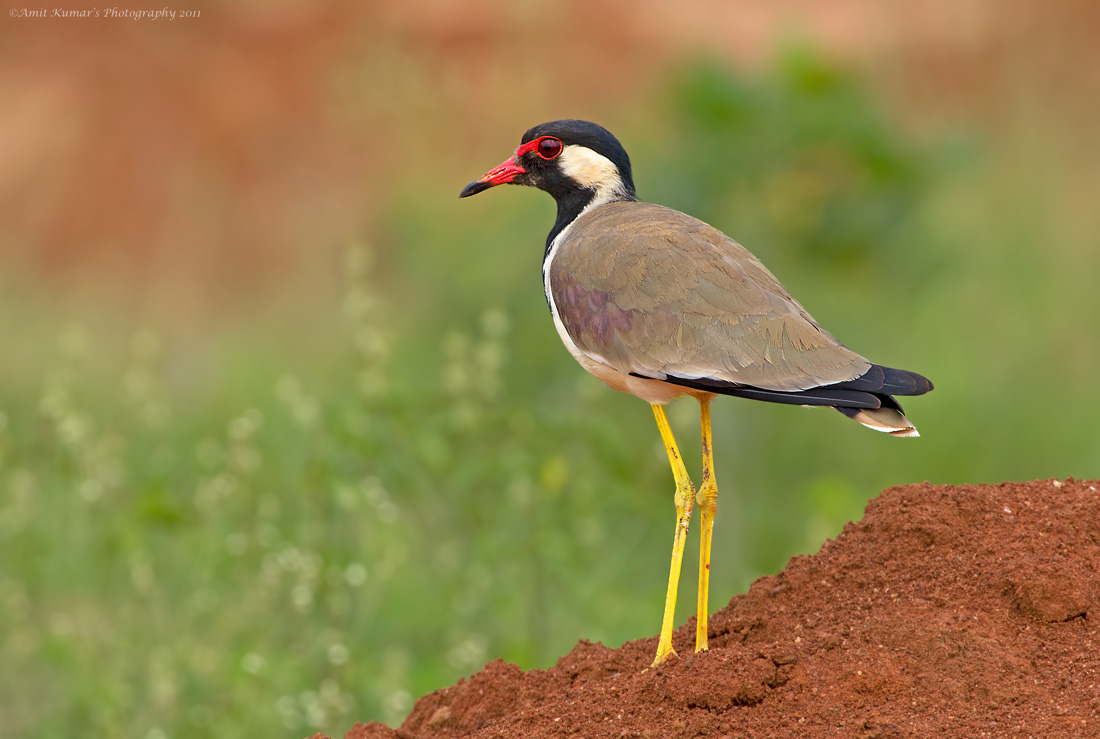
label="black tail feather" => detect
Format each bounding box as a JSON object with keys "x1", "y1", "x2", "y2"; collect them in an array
[
  {"x1": 636, "y1": 363, "x2": 932, "y2": 412},
  {"x1": 834, "y1": 390, "x2": 904, "y2": 417},
  {"x1": 827, "y1": 364, "x2": 933, "y2": 396}
]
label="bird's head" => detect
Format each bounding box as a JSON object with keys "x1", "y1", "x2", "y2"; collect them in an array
[{"x1": 460, "y1": 120, "x2": 636, "y2": 206}]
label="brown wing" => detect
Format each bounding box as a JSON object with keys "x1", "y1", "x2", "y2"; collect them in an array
[{"x1": 549, "y1": 201, "x2": 872, "y2": 392}]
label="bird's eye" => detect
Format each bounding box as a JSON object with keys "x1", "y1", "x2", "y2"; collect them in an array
[{"x1": 537, "y1": 137, "x2": 563, "y2": 160}]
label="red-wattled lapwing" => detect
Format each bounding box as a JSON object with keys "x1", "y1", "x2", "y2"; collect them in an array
[{"x1": 459, "y1": 119, "x2": 932, "y2": 667}]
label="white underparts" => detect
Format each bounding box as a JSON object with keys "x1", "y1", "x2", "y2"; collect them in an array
[{"x1": 543, "y1": 202, "x2": 596, "y2": 375}]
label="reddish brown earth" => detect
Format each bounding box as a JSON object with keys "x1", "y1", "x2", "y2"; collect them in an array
[{"x1": 325, "y1": 478, "x2": 1100, "y2": 739}]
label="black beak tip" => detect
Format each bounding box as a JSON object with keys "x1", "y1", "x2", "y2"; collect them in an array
[{"x1": 459, "y1": 180, "x2": 491, "y2": 198}]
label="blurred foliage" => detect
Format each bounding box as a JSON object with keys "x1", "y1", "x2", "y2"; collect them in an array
[
  {"x1": 3, "y1": 50, "x2": 1100, "y2": 739},
  {"x1": 0, "y1": 245, "x2": 676, "y2": 738},
  {"x1": 644, "y1": 52, "x2": 929, "y2": 269}
]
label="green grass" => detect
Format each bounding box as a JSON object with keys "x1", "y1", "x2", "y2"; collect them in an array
[{"x1": 2, "y1": 55, "x2": 1099, "y2": 738}]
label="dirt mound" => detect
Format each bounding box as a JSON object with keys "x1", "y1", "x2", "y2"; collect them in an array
[{"x1": 334, "y1": 479, "x2": 1100, "y2": 738}]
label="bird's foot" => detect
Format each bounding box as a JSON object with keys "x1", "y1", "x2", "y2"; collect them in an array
[{"x1": 650, "y1": 643, "x2": 678, "y2": 668}]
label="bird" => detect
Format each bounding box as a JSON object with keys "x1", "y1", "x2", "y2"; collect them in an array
[{"x1": 459, "y1": 119, "x2": 932, "y2": 667}]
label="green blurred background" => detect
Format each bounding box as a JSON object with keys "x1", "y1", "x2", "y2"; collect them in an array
[{"x1": 2, "y1": 2, "x2": 1098, "y2": 737}]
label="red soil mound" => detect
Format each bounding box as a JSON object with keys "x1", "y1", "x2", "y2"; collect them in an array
[{"x1": 333, "y1": 479, "x2": 1100, "y2": 738}]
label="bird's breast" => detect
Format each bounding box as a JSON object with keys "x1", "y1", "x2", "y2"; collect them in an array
[{"x1": 542, "y1": 210, "x2": 701, "y2": 405}]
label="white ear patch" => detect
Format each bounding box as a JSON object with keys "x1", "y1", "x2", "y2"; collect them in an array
[{"x1": 558, "y1": 145, "x2": 626, "y2": 206}]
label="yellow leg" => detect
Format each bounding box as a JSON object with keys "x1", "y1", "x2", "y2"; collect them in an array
[
  {"x1": 651, "y1": 404, "x2": 695, "y2": 666},
  {"x1": 695, "y1": 396, "x2": 718, "y2": 653}
]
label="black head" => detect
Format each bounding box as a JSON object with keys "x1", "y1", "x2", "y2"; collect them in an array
[{"x1": 459, "y1": 119, "x2": 636, "y2": 203}]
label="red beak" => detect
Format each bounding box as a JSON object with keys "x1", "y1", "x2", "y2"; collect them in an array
[{"x1": 459, "y1": 155, "x2": 526, "y2": 198}]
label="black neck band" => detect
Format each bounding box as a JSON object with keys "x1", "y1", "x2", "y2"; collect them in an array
[{"x1": 545, "y1": 188, "x2": 597, "y2": 255}]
